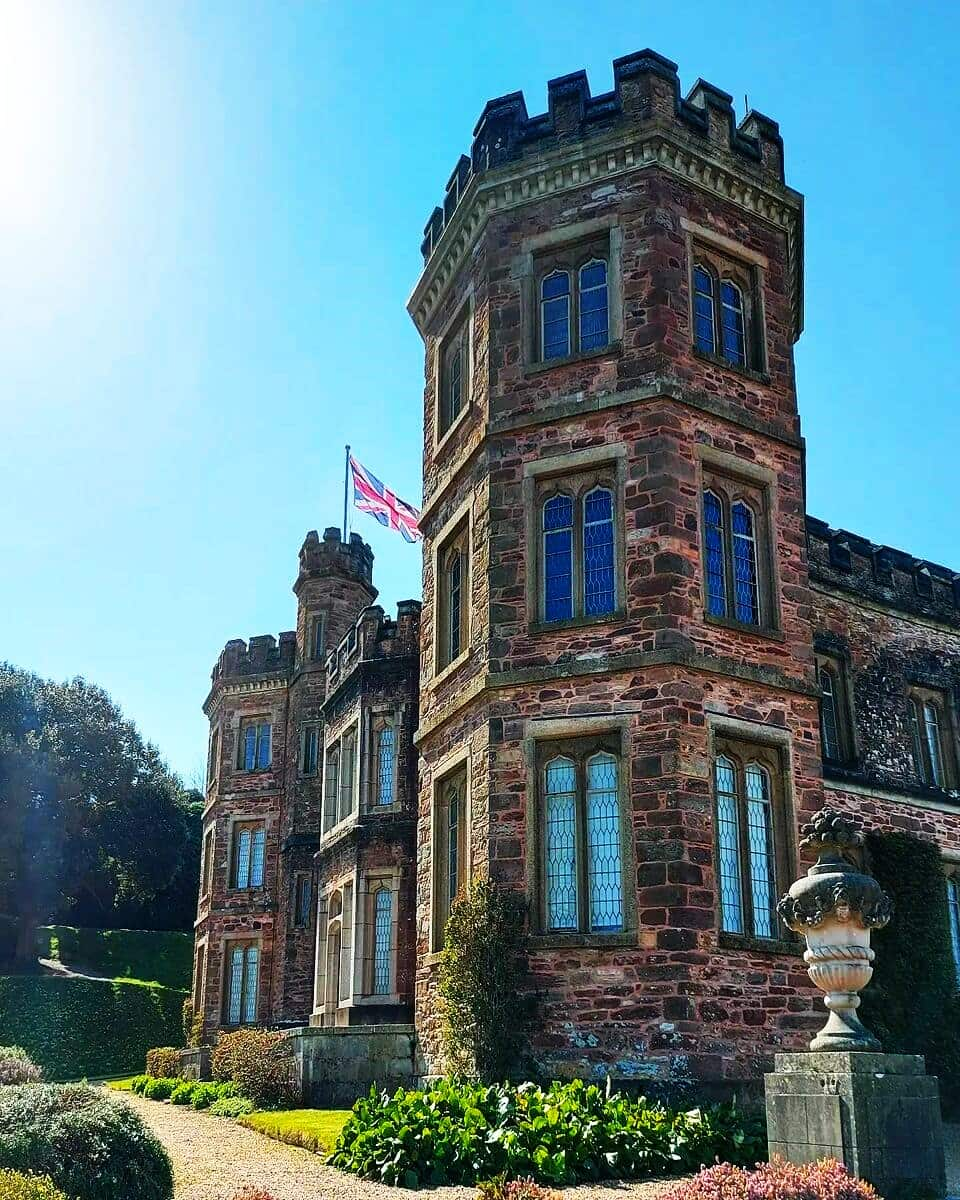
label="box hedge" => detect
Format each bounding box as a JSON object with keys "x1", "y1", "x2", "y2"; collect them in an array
[
  {"x1": 36, "y1": 927, "x2": 191, "y2": 990},
  {"x1": 0, "y1": 977, "x2": 185, "y2": 1081}
]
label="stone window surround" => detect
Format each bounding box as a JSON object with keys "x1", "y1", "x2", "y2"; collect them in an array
[
  {"x1": 705, "y1": 712, "x2": 799, "y2": 955},
  {"x1": 431, "y1": 495, "x2": 474, "y2": 685},
  {"x1": 207, "y1": 724, "x2": 221, "y2": 789},
  {"x1": 428, "y1": 742, "x2": 473, "y2": 956},
  {"x1": 694, "y1": 443, "x2": 783, "y2": 639},
  {"x1": 815, "y1": 651, "x2": 857, "y2": 766},
  {"x1": 515, "y1": 214, "x2": 624, "y2": 373},
  {"x1": 193, "y1": 935, "x2": 207, "y2": 1016},
  {"x1": 218, "y1": 932, "x2": 263, "y2": 1028},
  {"x1": 522, "y1": 443, "x2": 628, "y2": 632},
  {"x1": 363, "y1": 703, "x2": 403, "y2": 812},
  {"x1": 522, "y1": 714, "x2": 637, "y2": 948},
  {"x1": 907, "y1": 683, "x2": 959, "y2": 790},
  {"x1": 433, "y1": 285, "x2": 475, "y2": 454},
  {"x1": 199, "y1": 823, "x2": 216, "y2": 901},
  {"x1": 224, "y1": 812, "x2": 274, "y2": 895},
  {"x1": 356, "y1": 867, "x2": 404, "y2": 1004},
  {"x1": 313, "y1": 868, "x2": 358, "y2": 1019},
  {"x1": 681, "y1": 217, "x2": 769, "y2": 379},
  {"x1": 320, "y1": 715, "x2": 362, "y2": 841}
]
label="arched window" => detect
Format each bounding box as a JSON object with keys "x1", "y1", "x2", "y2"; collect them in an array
[
  {"x1": 542, "y1": 494, "x2": 574, "y2": 623},
  {"x1": 703, "y1": 490, "x2": 726, "y2": 617},
  {"x1": 731, "y1": 501, "x2": 760, "y2": 625},
  {"x1": 579, "y1": 260, "x2": 608, "y2": 351},
  {"x1": 226, "y1": 941, "x2": 260, "y2": 1025},
  {"x1": 713, "y1": 743, "x2": 784, "y2": 941},
  {"x1": 693, "y1": 264, "x2": 716, "y2": 354},
  {"x1": 438, "y1": 520, "x2": 469, "y2": 671},
  {"x1": 544, "y1": 756, "x2": 578, "y2": 931},
  {"x1": 433, "y1": 767, "x2": 467, "y2": 948},
  {"x1": 720, "y1": 281, "x2": 746, "y2": 366},
  {"x1": 909, "y1": 691, "x2": 954, "y2": 787},
  {"x1": 819, "y1": 667, "x2": 841, "y2": 762},
  {"x1": 376, "y1": 725, "x2": 395, "y2": 805},
  {"x1": 241, "y1": 720, "x2": 271, "y2": 772},
  {"x1": 538, "y1": 740, "x2": 625, "y2": 935},
  {"x1": 583, "y1": 487, "x2": 615, "y2": 617},
  {"x1": 372, "y1": 888, "x2": 392, "y2": 995},
  {"x1": 232, "y1": 824, "x2": 265, "y2": 889},
  {"x1": 541, "y1": 271, "x2": 571, "y2": 360}
]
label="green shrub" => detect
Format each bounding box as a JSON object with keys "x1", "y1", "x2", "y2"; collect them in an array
[
  {"x1": 0, "y1": 1170, "x2": 69, "y2": 1200},
  {"x1": 189, "y1": 1081, "x2": 236, "y2": 1110},
  {"x1": 0, "y1": 1083, "x2": 173, "y2": 1200},
  {"x1": 169, "y1": 1081, "x2": 197, "y2": 1105},
  {"x1": 211, "y1": 1029, "x2": 297, "y2": 1108},
  {"x1": 660, "y1": 1157, "x2": 878, "y2": 1200},
  {"x1": 861, "y1": 830, "x2": 960, "y2": 1114},
  {"x1": 437, "y1": 879, "x2": 531, "y2": 1080},
  {"x1": 181, "y1": 998, "x2": 202, "y2": 1047},
  {"x1": 0, "y1": 977, "x2": 186, "y2": 1081},
  {"x1": 36, "y1": 927, "x2": 192, "y2": 990},
  {"x1": 0, "y1": 1048, "x2": 41, "y2": 1087},
  {"x1": 329, "y1": 1077, "x2": 765, "y2": 1189},
  {"x1": 129, "y1": 1075, "x2": 150, "y2": 1095},
  {"x1": 145, "y1": 1047, "x2": 182, "y2": 1079},
  {"x1": 142, "y1": 1077, "x2": 178, "y2": 1101},
  {"x1": 0, "y1": 919, "x2": 16, "y2": 971},
  {"x1": 209, "y1": 1095, "x2": 255, "y2": 1118}
]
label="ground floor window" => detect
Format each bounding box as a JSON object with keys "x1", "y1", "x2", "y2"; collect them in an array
[
  {"x1": 372, "y1": 886, "x2": 392, "y2": 995},
  {"x1": 225, "y1": 940, "x2": 259, "y2": 1025},
  {"x1": 947, "y1": 875, "x2": 960, "y2": 988}
]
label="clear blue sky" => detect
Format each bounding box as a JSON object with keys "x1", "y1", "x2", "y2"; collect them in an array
[{"x1": 2, "y1": 0, "x2": 957, "y2": 783}]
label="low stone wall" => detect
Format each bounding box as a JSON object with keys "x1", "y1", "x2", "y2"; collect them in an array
[
  {"x1": 179, "y1": 1046, "x2": 211, "y2": 1081},
  {"x1": 285, "y1": 1023, "x2": 421, "y2": 1107}
]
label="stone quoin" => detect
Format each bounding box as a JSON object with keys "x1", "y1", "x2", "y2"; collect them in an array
[{"x1": 191, "y1": 50, "x2": 960, "y2": 1095}]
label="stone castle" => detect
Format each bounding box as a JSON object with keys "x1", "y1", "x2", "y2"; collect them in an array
[{"x1": 191, "y1": 50, "x2": 960, "y2": 1095}]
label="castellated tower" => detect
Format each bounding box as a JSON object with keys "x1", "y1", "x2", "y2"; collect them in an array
[{"x1": 408, "y1": 51, "x2": 820, "y2": 1086}]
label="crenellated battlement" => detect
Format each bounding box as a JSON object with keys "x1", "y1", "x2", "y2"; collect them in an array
[
  {"x1": 419, "y1": 48, "x2": 786, "y2": 264},
  {"x1": 211, "y1": 630, "x2": 297, "y2": 685},
  {"x1": 294, "y1": 526, "x2": 375, "y2": 595},
  {"x1": 326, "y1": 599, "x2": 422, "y2": 692},
  {"x1": 807, "y1": 516, "x2": 960, "y2": 626}
]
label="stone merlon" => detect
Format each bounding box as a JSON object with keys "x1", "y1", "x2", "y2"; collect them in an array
[
  {"x1": 420, "y1": 48, "x2": 785, "y2": 264},
  {"x1": 295, "y1": 526, "x2": 375, "y2": 595}
]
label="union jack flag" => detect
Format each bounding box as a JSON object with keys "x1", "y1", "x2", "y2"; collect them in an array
[{"x1": 350, "y1": 455, "x2": 422, "y2": 543}]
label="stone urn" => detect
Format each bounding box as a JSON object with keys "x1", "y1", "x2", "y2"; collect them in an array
[{"x1": 777, "y1": 808, "x2": 893, "y2": 1051}]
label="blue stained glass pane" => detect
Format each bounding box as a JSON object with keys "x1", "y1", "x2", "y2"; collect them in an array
[
  {"x1": 580, "y1": 261, "x2": 606, "y2": 290},
  {"x1": 243, "y1": 946, "x2": 259, "y2": 1023},
  {"x1": 694, "y1": 267, "x2": 713, "y2": 296},
  {"x1": 694, "y1": 268, "x2": 716, "y2": 353},
  {"x1": 703, "y1": 492, "x2": 727, "y2": 617},
  {"x1": 235, "y1": 829, "x2": 251, "y2": 889},
  {"x1": 721, "y1": 283, "x2": 746, "y2": 366},
  {"x1": 579, "y1": 261, "x2": 608, "y2": 351},
  {"x1": 542, "y1": 272, "x2": 570, "y2": 300},
  {"x1": 544, "y1": 758, "x2": 578, "y2": 930},
  {"x1": 586, "y1": 753, "x2": 623, "y2": 931},
  {"x1": 720, "y1": 281, "x2": 739, "y2": 306},
  {"x1": 543, "y1": 496, "x2": 573, "y2": 623},
  {"x1": 544, "y1": 494, "x2": 573, "y2": 531},
  {"x1": 715, "y1": 757, "x2": 743, "y2": 934},
  {"x1": 543, "y1": 294, "x2": 570, "y2": 359},
  {"x1": 250, "y1": 828, "x2": 265, "y2": 888},
  {"x1": 373, "y1": 889, "x2": 392, "y2": 995},
  {"x1": 256, "y1": 724, "x2": 271, "y2": 769},
  {"x1": 745, "y1": 764, "x2": 774, "y2": 939},
  {"x1": 243, "y1": 726, "x2": 257, "y2": 771},
  {"x1": 583, "y1": 489, "x2": 614, "y2": 616},
  {"x1": 731, "y1": 502, "x2": 760, "y2": 624},
  {"x1": 377, "y1": 728, "x2": 395, "y2": 805},
  {"x1": 228, "y1": 946, "x2": 243, "y2": 1024}
]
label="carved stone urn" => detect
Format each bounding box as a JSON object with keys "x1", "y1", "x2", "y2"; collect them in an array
[{"x1": 777, "y1": 808, "x2": 893, "y2": 1051}]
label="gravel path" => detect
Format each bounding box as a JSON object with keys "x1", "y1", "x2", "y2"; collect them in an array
[{"x1": 122, "y1": 1093, "x2": 683, "y2": 1200}]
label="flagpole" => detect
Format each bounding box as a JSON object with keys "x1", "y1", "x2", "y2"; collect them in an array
[{"x1": 343, "y1": 445, "x2": 351, "y2": 542}]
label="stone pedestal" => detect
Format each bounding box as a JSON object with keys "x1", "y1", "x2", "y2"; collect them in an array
[
  {"x1": 765, "y1": 1052, "x2": 945, "y2": 1199},
  {"x1": 285, "y1": 1023, "x2": 422, "y2": 1106}
]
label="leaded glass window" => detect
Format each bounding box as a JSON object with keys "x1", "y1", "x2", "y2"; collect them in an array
[
  {"x1": 372, "y1": 887, "x2": 392, "y2": 995},
  {"x1": 232, "y1": 824, "x2": 265, "y2": 889},
  {"x1": 294, "y1": 874, "x2": 312, "y2": 927},
  {"x1": 438, "y1": 523, "x2": 469, "y2": 671},
  {"x1": 311, "y1": 615, "x2": 325, "y2": 661},
  {"x1": 241, "y1": 721, "x2": 271, "y2": 771},
  {"x1": 579, "y1": 260, "x2": 609, "y2": 351},
  {"x1": 693, "y1": 265, "x2": 716, "y2": 354},
  {"x1": 700, "y1": 480, "x2": 769, "y2": 629},
  {"x1": 925, "y1": 703, "x2": 944, "y2": 787},
  {"x1": 720, "y1": 281, "x2": 746, "y2": 366},
  {"x1": 539, "y1": 740, "x2": 625, "y2": 936},
  {"x1": 339, "y1": 728, "x2": 357, "y2": 823},
  {"x1": 448, "y1": 550, "x2": 462, "y2": 661},
  {"x1": 713, "y1": 745, "x2": 784, "y2": 941},
  {"x1": 947, "y1": 877, "x2": 960, "y2": 989},
  {"x1": 910, "y1": 692, "x2": 954, "y2": 788},
  {"x1": 225, "y1": 941, "x2": 259, "y2": 1025},
  {"x1": 377, "y1": 726, "x2": 395, "y2": 805},
  {"x1": 323, "y1": 744, "x2": 340, "y2": 832},
  {"x1": 540, "y1": 481, "x2": 617, "y2": 625},
  {"x1": 440, "y1": 313, "x2": 468, "y2": 436},
  {"x1": 543, "y1": 494, "x2": 574, "y2": 623},
  {"x1": 433, "y1": 769, "x2": 467, "y2": 948},
  {"x1": 302, "y1": 726, "x2": 319, "y2": 775},
  {"x1": 819, "y1": 667, "x2": 841, "y2": 762},
  {"x1": 731, "y1": 502, "x2": 760, "y2": 625},
  {"x1": 541, "y1": 271, "x2": 571, "y2": 360}
]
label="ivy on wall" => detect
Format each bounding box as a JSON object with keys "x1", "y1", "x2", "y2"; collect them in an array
[
  {"x1": 860, "y1": 830, "x2": 960, "y2": 1113},
  {"x1": 0, "y1": 976, "x2": 186, "y2": 1081}
]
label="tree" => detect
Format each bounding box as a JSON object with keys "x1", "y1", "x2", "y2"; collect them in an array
[{"x1": 0, "y1": 663, "x2": 197, "y2": 964}]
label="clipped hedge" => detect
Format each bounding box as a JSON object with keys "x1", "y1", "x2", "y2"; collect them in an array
[
  {"x1": 329, "y1": 1078, "x2": 765, "y2": 1189},
  {"x1": 36, "y1": 926, "x2": 192, "y2": 990},
  {"x1": 0, "y1": 977, "x2": 185, "y2": 1081}
]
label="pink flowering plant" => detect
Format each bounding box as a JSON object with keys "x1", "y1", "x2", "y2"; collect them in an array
[{"x1": 661, "y1": 1156, "x2": 878, "y2": 1200}]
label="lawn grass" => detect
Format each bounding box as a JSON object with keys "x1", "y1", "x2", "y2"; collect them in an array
[
  {"x1": 105, "y1": 1076, "x2": 138, "y2": 1091},
  {"x1": 238, "y1": 1108, "x2": 351, "y2": 1154}
]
